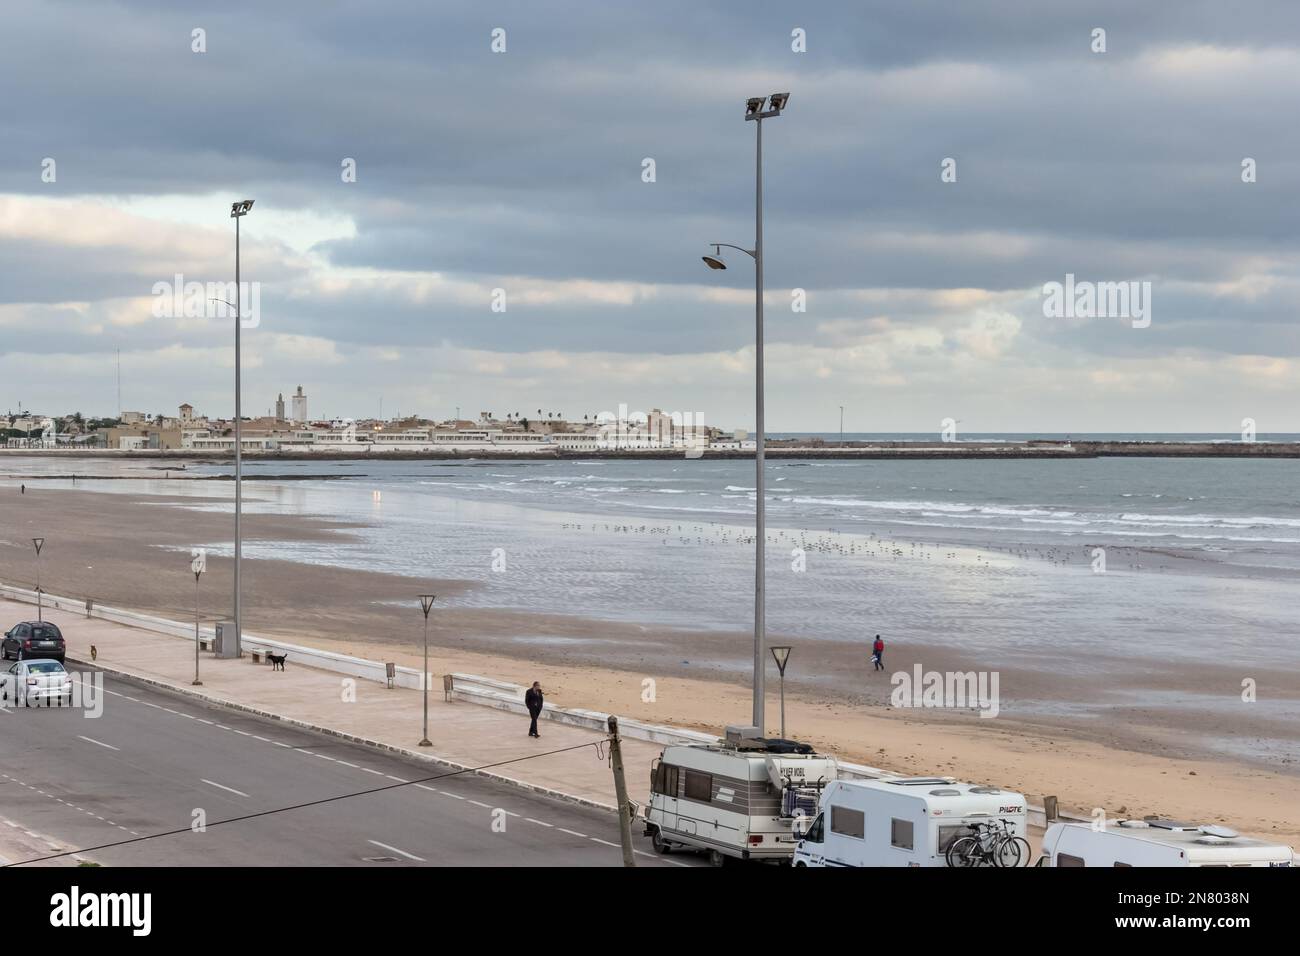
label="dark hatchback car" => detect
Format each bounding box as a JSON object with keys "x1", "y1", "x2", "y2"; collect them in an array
[{"x1": 2, "y1": 622, "x2": 66, "y2": 663}]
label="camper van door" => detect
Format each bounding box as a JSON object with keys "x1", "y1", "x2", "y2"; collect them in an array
[{"x1": 794, "y1": 813, "x2": 827, "y2": 866}]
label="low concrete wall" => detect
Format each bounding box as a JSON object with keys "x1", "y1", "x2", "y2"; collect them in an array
[{"x1": 0, "y1": 582, "x2": 426, "y2": 690}]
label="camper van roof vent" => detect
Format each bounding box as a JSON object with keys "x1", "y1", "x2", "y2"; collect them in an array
[
  {"x1": 888, "y1": 776, "x2": 957, "y2": 786},
  {"x1": 1198, "y1": 824, "x2": 1238, "y2": 840},
  {"x1": 929, "y1": 788, "x2": 962, "y2": 797},
  {"x1": 1117, "y1": 819, "x2": 1149, "y2": 828},
  {"x1": 968, "y1": 786, "x2": 1003, "y2": 794},
  {"x1": 1194, "y1": 835, "x2": 1231, "y2": 846},
  {"x1": 1145, "y1": 819, "x2": 1199, "y2": 832}
]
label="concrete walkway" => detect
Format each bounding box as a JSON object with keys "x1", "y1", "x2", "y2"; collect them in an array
[{"x1": 1, "y1": 599, "x2": 661, "y2": 812}]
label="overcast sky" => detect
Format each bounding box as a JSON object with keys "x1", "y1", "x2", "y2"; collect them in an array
[{"x1": 2, "y1": 0, "x2": 1299, "y2": 432}]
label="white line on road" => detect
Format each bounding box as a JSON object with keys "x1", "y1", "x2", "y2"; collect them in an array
[
  {"x1": 590, "y1": 837, "x2": 621, "y2": 848},
  {"x1": 366, "y1": 840, "x2": 425, "y2": 862},
  {"x1": 558, "y1": 827, "x2": 587, "y2": 838},
  {"x1": 201, "y1": 778, "x2": 250, "y2": 798},
  {"x1": 77, "y1": 735, "x2": 119, "y2": 751},
  {"x1": 525, "y1": 818, "x2": 554, "y2": 828}
]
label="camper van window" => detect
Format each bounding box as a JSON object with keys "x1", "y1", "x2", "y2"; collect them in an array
[
  {"x1": 684, "y1": 770, "x2": 712, "y2": 803},
  {"x1": 938, "y1": 825, "x2": 967, "y2": 852},
  {"x1": 1058, "y1": 853, "x2": 1085, "y2": 868},
  {"x1": 653, "y1": 764, "x2": 679, "y2": 796},
  {"x1": 806, "y1": 814, "x2": 824, "y2": 843},
  {"x1": 891, "y1": 818, "x2": 914, "y2": 850},
  {"x1": 1113, "y1": 862, "x2": 1132, "y2": 867},
  {"x1": 831, "y1": 806, "x2": 865, "y2": 840}
]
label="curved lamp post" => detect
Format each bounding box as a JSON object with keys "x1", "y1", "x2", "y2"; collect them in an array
[{"x1": 700, "y1": 92, "x2": 788, "y2": 733}]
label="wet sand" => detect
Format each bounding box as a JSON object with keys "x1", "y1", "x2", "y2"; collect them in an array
[{"x1": 1, "y1": 483, "x2": 1297, "y2": 843}]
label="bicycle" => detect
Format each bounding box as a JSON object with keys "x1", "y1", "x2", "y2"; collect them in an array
[{"x1": 945, "y1": 819, "x2": 1031, "y2": 867}]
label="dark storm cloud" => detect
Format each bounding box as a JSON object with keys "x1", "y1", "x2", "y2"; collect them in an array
[{"x1": 2, "y1": 0, "x2": 1300, "y2": 361}]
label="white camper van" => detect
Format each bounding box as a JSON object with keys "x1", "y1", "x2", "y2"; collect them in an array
[
  {"x1": 792, "y1": 776, "x2": 1029, "y2": 867},
  {"x1": 643, "y1": 733, "x2": 837, "y2": 865},
  {"x1": 1039, "y1": 819, "x2": 1295, "y2": 867}
]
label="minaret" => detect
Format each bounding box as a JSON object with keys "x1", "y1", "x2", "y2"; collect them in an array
[{"x1": 275, "y1": 393, "x2": 285, "y2": 422}]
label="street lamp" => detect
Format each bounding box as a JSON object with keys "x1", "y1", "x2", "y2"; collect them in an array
[
  {"x1": 229, "y1": 199, "x2": 254, "y2": 655},
  {"x1": 700, "y1": 92, "x2": 789, "y2": 732},
  {"x1": 839, "y1": 405, "x2": 845, "y2": 447},
  {"x1": 191, "y1": 550, "x2": 205, "y2": 685},
  {"x1": 418, "y1": 594, "x2": 436, "y2": 747},
  {"x1": 31, "y1": 538, "x2": 44, "y2": 621},
  {"x1": 770, "y1": 645, "x2": 792, "y2": 738}
]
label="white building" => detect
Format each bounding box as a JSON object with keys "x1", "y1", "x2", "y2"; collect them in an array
[{"x1": 290, "y1": 385, "x2": 308, "y2": 424}]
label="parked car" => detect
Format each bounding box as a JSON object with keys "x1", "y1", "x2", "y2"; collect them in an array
[
  {"x1": 2, "y1": 622, "x2": 66, "y2": 663},
  {"x1": 0, "y1": 659, "x2": 73, "y2": 707}
]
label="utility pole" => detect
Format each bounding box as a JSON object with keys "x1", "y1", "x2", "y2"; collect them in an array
[{"x1": 607, "y1": 716, "x2": 636, "y2": 867}]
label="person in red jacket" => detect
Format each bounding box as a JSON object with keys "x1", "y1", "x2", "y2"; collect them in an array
[{"x1": 871, "y1": 635, "x2": 885, "y2": 672}]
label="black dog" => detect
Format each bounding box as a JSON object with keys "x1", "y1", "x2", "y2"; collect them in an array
[{"x1": 267, "y1": 652, "x2": 287, "y2": 671}]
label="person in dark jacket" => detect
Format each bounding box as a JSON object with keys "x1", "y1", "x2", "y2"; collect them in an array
[{"x1": 524, "y1": 681, "x2": 544, "y2": 738}]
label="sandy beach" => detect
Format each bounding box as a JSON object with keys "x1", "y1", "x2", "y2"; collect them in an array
[{"x1": 1, "y1": 480, "x2": 1297, "y2": 845}]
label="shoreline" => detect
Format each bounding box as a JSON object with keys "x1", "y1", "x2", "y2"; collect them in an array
[{"x1": 7, "y1": 440, "x2": 1300, "y2": 461}]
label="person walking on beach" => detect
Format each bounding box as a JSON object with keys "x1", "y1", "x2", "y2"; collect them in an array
[
  {"x1": 524, "y1": 681, "x2": 544, "y2": 738},
  {"x1": 871, "y1": 635, "x2": 885, "y2": 672}
]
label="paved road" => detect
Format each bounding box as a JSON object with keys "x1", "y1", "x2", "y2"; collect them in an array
[{"x1": 0, "y1": 671, "x2": 701, "y2": 867}]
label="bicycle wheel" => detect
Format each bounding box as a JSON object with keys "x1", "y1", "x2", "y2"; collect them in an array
[
  {"x1": 1006, "y1": 836, "x2": 1032, "y2": 867},
  {"x1": 993, "y1": 834, "x2": 1022, "y2": 868},
  {"x1": 946, "y1": 835, "x2": 982, "y2": 867}
]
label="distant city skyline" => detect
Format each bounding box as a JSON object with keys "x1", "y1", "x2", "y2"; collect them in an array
[{"x1": 3, "y1": 2, "x2": 1300, "y2": 432}]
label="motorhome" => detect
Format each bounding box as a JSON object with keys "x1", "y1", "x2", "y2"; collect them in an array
[
  {"x1": 643, "y1": 731, "x2": 838, "y2": 865},
  {"x1": 1039, "y1": 819, "x2": 1294, "y2": 867},
  {"x1": 792, "y1": 776, "x2": 1028, "y2": 867}
]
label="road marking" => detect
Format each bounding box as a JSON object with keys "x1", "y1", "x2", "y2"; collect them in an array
[
  {"x1": 590, "y1": 837, "x2": 621, "y2": 848},
  {"x1": 201, "y1": 778, "x2": 250, "y2": 798},
  {"x1": 558, "y1": 827, "x2": 587, "y2": 838},
  {"x1": 335, "y1": 760, "x2": 357, "y2": 768},
  {"x1": 366, "y1": 840, "x2": 425, "y2": 863},
  {"x1": 385, "y1": 775, "x2": 409, "y2": 783},
  {"x1": 525, "y1": 818, "x2": 553, "y2": 828},
  {"x1": 361, "y1": 768, "x2": 384, "y2": 776},
  {"x1": 468, "y1": 799, "x2": 491, "y2": 809},
  {"x1": 77, "y1": 735, "x2": 119, "y2": 751}
]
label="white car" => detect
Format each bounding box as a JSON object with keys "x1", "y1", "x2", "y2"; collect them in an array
[{"x1": 1, "y1": 659, "x2": 74, "y2": 707}]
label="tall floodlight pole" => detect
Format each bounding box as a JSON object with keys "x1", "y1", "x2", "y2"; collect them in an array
[
  {"x1": 418, "y1": 594, "x2": 436, "y2": 746},
  {"x1": 31, "y1": 538, "x2": 44, "y2": 621},
  {"x1": 700, "y1": 92, "x2": 789, "y2": 732},
  {"x1": 839, "y1": 405, "x2": 845, "y2": 446},
  {"x1": 229, "y1": 199, "x2": 254, "y2": 652}
]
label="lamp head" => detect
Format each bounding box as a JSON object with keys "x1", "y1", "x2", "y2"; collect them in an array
[
  {"x1": 701, "y1": 255, "x2": 727, "y2": 270},
  {"x1": 230, "y1": 199, "x2": 255, "y2": 218}
]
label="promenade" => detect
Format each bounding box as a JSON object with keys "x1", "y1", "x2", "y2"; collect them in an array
[{"x1": 0, "y1": 598, "x2": 661, "y2": 812}]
